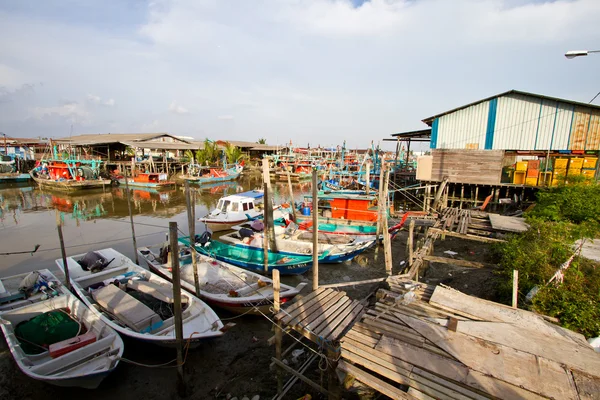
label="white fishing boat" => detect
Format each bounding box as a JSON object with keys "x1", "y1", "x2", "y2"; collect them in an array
[
  {"x1": 198, "y1": 190, "x2": 265, "y2": 232},
  {"x1": 137, "y1": 243, "x2": 307, "y2": 315},
  {"x1": 55, "y1": 248, "x2": 225, "y2": 347},
  {"x1": 222, "y1": 221, "x2": 376, "y2": 263},
  {"x1": 0, "y1": 269, "x2": 123, "y2": 389}
]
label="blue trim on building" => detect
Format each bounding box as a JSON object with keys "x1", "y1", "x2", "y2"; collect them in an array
[
  {"x1": 533, "y1": 99, "x2": 543, "y2": 150},
  {"x1": 484, "y1": 98, "x2": 498, "y2": 149},
  {"x1": 549, "y1": 102, "x2": 560, "y2": 151},
  {"x1": 566, "y1": 105, "x2": 575, "y2": 150},
  {"x1": 431, "y1": 118, "x2": 439, "y2": 149}
]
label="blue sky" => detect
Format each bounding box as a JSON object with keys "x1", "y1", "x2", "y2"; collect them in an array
[{"x1": 1, "y1": 0, "x2": 599, "y2": 149}]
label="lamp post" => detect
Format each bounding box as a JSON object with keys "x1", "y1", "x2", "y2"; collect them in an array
[{"x1": 565, "y1": 50, "x2": 600, "y2": 59}]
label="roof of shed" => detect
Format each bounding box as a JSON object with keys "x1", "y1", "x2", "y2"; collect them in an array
[
  {"x1": 55, "y1": 133, "x2": 190, "y2": 145},
  {"x1": 422, "y1": 89, "x2": 600, "y2": 126}
]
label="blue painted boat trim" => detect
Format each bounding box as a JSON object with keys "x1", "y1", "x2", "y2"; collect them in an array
[
  {"x1": 533, "y1": 99, "x2": 543, "y2": 150},
  {"x1": 430, "y1": 118, "x2": 439, "y2": 149},
  {"x1": 566, "y1": 105, "x2": 575, "y2": 150},
  {"x1": 484, "y1": 98, "x2": 498, "y2": 150},
  {"x1": 549, "y1": 102, "x2": 560, "y2": 151}
]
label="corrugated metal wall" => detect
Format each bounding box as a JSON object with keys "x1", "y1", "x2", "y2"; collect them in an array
[
  {"x1": 432, "y1": 92, "x2": 600, "y2": 151},
  {"x1": 435, "y1": 100, "x2": 489, "y2": 149}
]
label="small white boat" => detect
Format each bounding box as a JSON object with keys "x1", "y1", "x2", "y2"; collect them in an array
[
  {"x1": 55, "y1": 248, "x2": 225, "y2": 347},
  {"x1": 198, "y1": 190, "x2": 265, "y2": 232},
  {"x1": 0, "y1": 269, "x2": 123, "y2": 389},
  {"x1": 137, "y1": 243, "x2": 307, "y2": 315}
]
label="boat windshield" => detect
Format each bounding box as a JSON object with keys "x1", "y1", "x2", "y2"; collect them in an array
[{"x1": 220, "y1": 200, "x2": 231, "y2": 212}]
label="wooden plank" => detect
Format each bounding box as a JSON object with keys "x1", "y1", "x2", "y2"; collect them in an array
[
  {"x1": 394, "y1": 313, "x2": 580, "y2": 400},
  {"x1": 488, "y1": 213, "x2": 529, "y2": 233},
  {"x1": 429, "y1": 286, "x2": 589, "y2": 345},
  {"x1": 274, "y1": 287, "x2": 327, "y2": 320},
  {"x1": 319, "y1": 277, "x2": 387, "y2": 289},
  {"x1": 314, "y1": 299, "x2": 361, "y2": 338},
  {"x1": 337, "y1": 360, "x2": 414, "y2": 400},
  {"x1": 311, "y1": 296, "x2": 356, "y2": 335},
  {"x1": 327, "y1": 301, "x2": 365, "y2": 340},
  {"x1": 572, "y1": 370, "x2": 600, "y2": 400},
  {"x1": 302, "y1": 295, "x2": 351, "y2": 331},
  {"x1": 407, "y1": 388, "x2": 436, "y2": 400},
  {"x1": 293, "y1": 291, "x2": 346, "y2": 327},
  {"x1": 377, "y1": 336, "x2": 547, "y2": 400},
  {"x1": 455, "y1": 321, "x2": 600, "y2": 378},
  {"x1": 344, "y1": 329, "x2": 380, "y2": 348},
  {"x1": 428, "y1": 228, "x2": 505, "y2": 243},
  {"x1": 349, "y1": 323, "x2": 382, "y2": 340},
  {"x1": 342, "y1": 340, "x2": 480, "y2": 400},
  {"x1": 281, "y1": 289, "x2": 337, "y2": 325},
  {"x1": 422, "y1": 255, "x2": 493, "y2": 269}
]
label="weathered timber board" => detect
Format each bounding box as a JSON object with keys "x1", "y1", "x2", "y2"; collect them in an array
[
  {"x1": 430, "y1": 149, "x2": 503, "y2": 185},
  {"x1": 488, "y1": 213, "x2": 530, "y2": 233},
  {"x1": 395, "y1": 313, "x2": 579, "y2": 400},
  {"x1": 337, "y1": 360, "x2": 414, "y2": 400}
]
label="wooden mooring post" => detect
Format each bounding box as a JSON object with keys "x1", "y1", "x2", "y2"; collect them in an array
[
  {"x1": 169, "y1": 222, "x2": 186, "y2": 396},
  {"x1": 512, "y1": 269, "x2": 519, "y2": 309},
  {"x1": 273, "y1": 269, "x2": 283, "y2": 395},
  {"x1": 382, "y1": 166, "x2": 393, "y2": 275},
  {"x1": 285, "y1": 169, "x2": 297, "y2": 222},
  {"x1": 262, "y1": 183, "x2": 270, "y2": 273},
  {"x1": 55, "y1": 210, "x2": 72, "y2": 291},
  {"x1": 123, "y1": 166, "x2": 139, "y2": 264},
  {"x1": 184, "y1": 181, "x2": 201, "y2": 295}
]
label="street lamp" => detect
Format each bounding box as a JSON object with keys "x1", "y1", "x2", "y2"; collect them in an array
[{"x1": 565, "y1": 50, "x2": 600, "y2": 59}]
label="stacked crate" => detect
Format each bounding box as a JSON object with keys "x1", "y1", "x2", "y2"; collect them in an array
[
  {"x1": 513, "y1": 161, "x2": 527, "y2": 184},
  {"x1": 582, "y1": 157, "x2": 598, "y2": 179},
  {"x1": 525, "y1": 159, "x2": 539, "y2": 186},
  {"x1": 567, "y1": 158, "x2": 584, "y2": 177},
  {"x1": 552, "y1": 158, "x2": 568, "y2": 186}
]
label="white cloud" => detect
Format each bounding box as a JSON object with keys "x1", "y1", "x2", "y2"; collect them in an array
[
  {"x1": 169, "y1": 101, "x2": 189, "y2": 115},
  {"x1": 1, "y1": 0, "x2": 600, "y2": 145}
]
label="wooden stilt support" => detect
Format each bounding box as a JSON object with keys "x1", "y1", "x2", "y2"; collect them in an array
[
  {"x1": 263, "y1": 183, "x2": 270, "y2": 273},
  {"x1": 169, "y1": 222, "x2": 186, "y2": 396},
  {"x1": 512, "y1": 269, "x2": 519, "y2": 309},
  {"x1": 382, "y1": 167, "x2": 393, "y2": 275},
  {"x1": 273, "y1": 269, "x2": 283, "y2": 395},
  {"x1": 408, "y1": 219, "x2": 415, "y2": 267},
  {"x1": 286, "y1": 169, "x2": 297, "y2": 222}
]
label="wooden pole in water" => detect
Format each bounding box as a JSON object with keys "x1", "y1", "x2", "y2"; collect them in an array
[
  {"x1": 286, "y1": 169, "x2": 297, "y2": 222},
  {"x1": 123, "y1": 166, "x2": 139, "y2": 264},
  {"x1": 55, "y1": 209, "x2": 72, "y2": 291},
  {"x1": 365, "y1": 161, "x2": 370, "y2": 195},
  {"x1": 382, "y1": 167, "x2": 393, "y2": 275},
  {"x1": 263, "y1": 183, "x2": 270, "y2": 273},
  {"x1": 312, "y1": 168, "x2": 319, "y2": 291},
  {"x1": 512, "y1": 270, "x2": 519, "y2": 309},
  {"x1": 184, "y1": 181, "x2": 201, "y2": 295},
  {"x1": 408, "y1": 219, "x2": 415, "y2": 267},
  {"x1": 169, "y1": 222, "x2": 186, "y2": 396},
  {"x1": 273, "y1": 269, "x2": 282, "y2": 394},
  {"x1": 376, "y1": 163, "x2": 386, "y2": 246}
]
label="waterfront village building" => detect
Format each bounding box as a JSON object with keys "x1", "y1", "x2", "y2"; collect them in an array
[{"x1": 393, "y1": 90, "x2": 600, "y2": 187}]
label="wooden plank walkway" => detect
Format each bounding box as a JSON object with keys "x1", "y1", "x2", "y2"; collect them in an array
[
  {"x1": 336, "y1": 277, "x2": 600, "y2": 400},
  {"x1": 273, "y1": 287, "x2": 365, "y2": 345}
]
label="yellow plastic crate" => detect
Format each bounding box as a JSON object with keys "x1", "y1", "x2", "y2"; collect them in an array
[
  {"x1": 539, "y1": 171, "x2": 552, "y2": 186},
  {"x1": 582, "y1": 169, "x2": 596, "y2": 178},
  {"x1": 515, "y1": 161, "x2": 528, "y2": 172},
  {"x1": 583, "y1": 157, "x2": 598, "y2": 169},
  {"x1": 513, "y1": 171, "x2": 526, "y2": 184},
  {"x1": 568, "y1": 168, "x2": 581, "y2": 176},
  {"x1": 554, "y1": 158, "x2": 568, "y2": 169},
  {"x1": 569, "y1": 158, "x2": 584, "y2": 169},
  {"x1": 525, "y1": 176, "x2": 538, "y2": 186}
]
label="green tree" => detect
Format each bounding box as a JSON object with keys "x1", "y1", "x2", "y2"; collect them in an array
[
  {"x1": 195, "y1": 139, "x2": 221, "y2": 165},
  {"x1": 224, "y1": 143, "x2": 245, "y2": 164},
  {"x1": 257, "y1": 138, "x2": 267, "y2": 144}
]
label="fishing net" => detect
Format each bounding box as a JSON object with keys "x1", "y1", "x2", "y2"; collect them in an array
[
  {"x1": 15, "y1": 310, "x2": 81, "y2": 355},
  {"x1": 126, "y1": 289, "x2": 188, "y2": 321}
]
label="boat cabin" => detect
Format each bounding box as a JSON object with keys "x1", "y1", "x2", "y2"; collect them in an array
[
  {"x1": 215, "y1": 190, "x2": 264, "y2": 214},
  {"x1": 303, "y1": 193, "x2": 379, "y2": 222},
  {"x1": 134, "y1": 173, "x2": 169, "y2": 183}
]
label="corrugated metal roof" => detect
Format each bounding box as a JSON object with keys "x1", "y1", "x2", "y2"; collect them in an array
[
  {"x1": 120, "y1": 141, "x2": 200, "y2": 150},
  {"x1": 390, "y1": 129, "x2": 432, "y2": 139},
  {"x1": 422, "y1": 90, "x2": 600, "y2": 125},
  {"x1": 55, "y1": 133, "x2": 191, "y2": 145}
]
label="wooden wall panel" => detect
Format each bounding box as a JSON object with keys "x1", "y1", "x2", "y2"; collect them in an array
[{"x1": 430, "y1": 149, "x2": 504, "y2": 185}]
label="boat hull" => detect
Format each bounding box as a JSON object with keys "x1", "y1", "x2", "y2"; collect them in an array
[
  {"x1": 117, "y1": 179, "x2": 175, "y2": 189},
  {"x1": 31, "y1": 174, "x2": 111, "y2": 192},
  {"x1": 202, "y1": 219, "x2": 250, "y2": 232},
  {"x1": 0, "y1": 173, "x2": 31, "y2": 183}
]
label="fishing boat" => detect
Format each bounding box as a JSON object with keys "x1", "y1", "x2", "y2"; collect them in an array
[
  {"x1": 0, "y1": 156, "x2": 30, "y2": 183},
  {"x1": 0, "y1": 269, "x2": 123, "y2": 389},
  {"x1": 184, "y1": 164, "x2": 243, "y2": 185},
  {"x1": 297, "y1": 219, "x2": 378, "y2": 236},
  {"x1": 115, "y1": 172, "x2": 175, "y2": 189},
  {"x1": 137, "y1": 243, "x2": 307, "y2": 314},
  {"x1": 198, "y1": 190, "x2": 267, "y2": 232},
  {"x1": 30, "y1": 159, "x2": 110, "y2": 192},
  {"x1": 221, "y1": 222, "x2": 375, "y2": 263},
  {"x1": 180, "y1": 236, "x2": 323, "y2": 275},
  {"x1": 55, "y1": 248, "x2": 225, "y2": 347}
]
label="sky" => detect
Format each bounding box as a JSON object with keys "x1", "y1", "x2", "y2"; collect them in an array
[{"x1": 1, "y1": 0, "x2": 599, "y2": 149}]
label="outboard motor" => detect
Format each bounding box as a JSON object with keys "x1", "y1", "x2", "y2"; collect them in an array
[{"x1": 194, "y1": 231, "x2": 212, "y2": 247}]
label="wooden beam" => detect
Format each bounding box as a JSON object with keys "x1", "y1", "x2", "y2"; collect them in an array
[
  {"x1": 337, "y1": 360, "x2": 414, "y2": 400},
  {"x1": 271, "y1": 357, "x2": 330, "y2": 396},
  {"x1": 422, "y1": 255, "x2": 494, "y2": 269},
  {"x1": 428, "y1": 228, "x2": 506, "y2": 243},
  {"x1": 320, "y1": 277, "x2": 387, "y2": 289}
]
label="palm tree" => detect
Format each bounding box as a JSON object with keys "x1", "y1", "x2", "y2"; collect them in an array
[
  {"x1": 224, "y1": 143, "x2": 245, "y2": 164},
  {"x1": 195, "y1": 139, "x2": 221, "y2": 165},
  {"x1": 257, "y1": 138, "x2": 267, "y2": 144}
]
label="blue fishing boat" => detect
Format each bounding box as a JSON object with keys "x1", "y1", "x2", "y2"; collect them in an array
[
  {"x1": 0, "y1": 156, "x2": 31, "y2": 183},
  {"x1": 179, "y1": 236, "x2": 325, "y2": 275},
  {"x1": 115, "y1": 172, "x2": 175, "y2": 189}
]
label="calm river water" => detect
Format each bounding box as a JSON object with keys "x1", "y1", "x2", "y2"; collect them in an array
[{"x1": 0, "y1": 175, "x2": 314, "y2": 277}]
